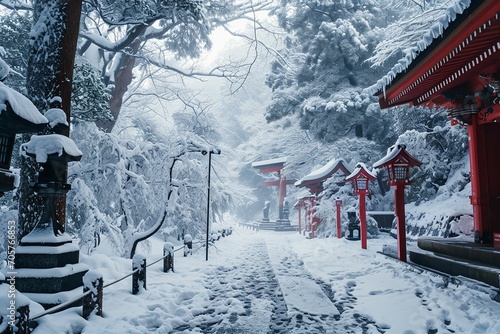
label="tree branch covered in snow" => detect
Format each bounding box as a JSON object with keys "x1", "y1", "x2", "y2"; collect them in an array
[
  {"x1": 75, "y1": 0, "x2": 277, "y2": 132},
  {"x1": 366, "y1": 0, "x2": 468, "y2": 94},
  {"x1": 0, "y1": 0, "x2": 31, "y2": 11}
]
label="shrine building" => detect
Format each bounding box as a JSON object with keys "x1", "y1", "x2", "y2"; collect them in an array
[{"x1": 373, "y1": 0, "x2": 500, "y2": 246}]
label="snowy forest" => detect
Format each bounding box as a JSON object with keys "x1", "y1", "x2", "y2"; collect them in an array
[{"x1": 0, "y1": 0, "x2": 474, "y2": 260}]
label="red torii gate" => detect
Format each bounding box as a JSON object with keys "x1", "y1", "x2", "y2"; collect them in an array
[
  {"x1": 374, "y1": 0, "x2": 500, "y2": 245},
  {"x1": 295, "y1": 159, "x2": 352, "y2": 238},
  {"x1": 252, "y1": 157, "x2": 296, "y2": 221}
]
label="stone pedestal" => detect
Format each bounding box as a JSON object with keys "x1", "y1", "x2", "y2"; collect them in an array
[
  {"x1": 275, "y1": 219, "x2": 296, "y2": 231},
  {"x1": 275, "y1": 218, "x2": 290, "y2": 228},
  {"x1": 15, "y1": 134, "x2": 88, "y2": 309},
  {"x1": 15, "y1": 233, "x2": 88, "y2": 309}
]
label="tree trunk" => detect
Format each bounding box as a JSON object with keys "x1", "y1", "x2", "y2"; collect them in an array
[
  {"x1": 96, "y1": 38, "x2": 143, "y2": 133},
  {"x1": 19, "y1": 0, "x2": 82, "y2": 237}
]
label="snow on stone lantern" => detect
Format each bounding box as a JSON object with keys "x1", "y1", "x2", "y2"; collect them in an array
[
  {"x1": 20, "y1": 133, "x2": 82, "y2": 244},
  {"x1": 0, "y1": 81, "x2": 48, "y2": 195},
  {"x1": 373, "y1": 144, "x2": 422, "y2": 262},
  {"x1": 14, "y1": 130, "x2": 89, "y2": 308},
  {"x1": 345, "y1": 163, "x2": 376, "y2": 249}
]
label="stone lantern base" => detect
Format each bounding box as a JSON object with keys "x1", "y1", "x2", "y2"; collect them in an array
[
  {"x1": 15, "y1": 235, "x2": 88, "y2": 309},
  {"x1": 275, "y1": 218, "x2": 290, "y2": 228}
]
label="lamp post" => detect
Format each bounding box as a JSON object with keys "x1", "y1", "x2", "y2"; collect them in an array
[
  {"x1": 373, "y1": 144, "x2": 422, "y2": 262},
  {"x1": 202, "y1": 148, "x2": 221, "y2": 261},
  {"x1": 345, "y1": 163, "x2": 376, "y2": 249},
  {"x1": 335, "y1": 197, "x2": 343, "y2": 239}
]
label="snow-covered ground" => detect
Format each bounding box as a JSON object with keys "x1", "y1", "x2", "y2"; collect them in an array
[{"x1": 31, "y1": 226, "x2": 500, "y2": 333}]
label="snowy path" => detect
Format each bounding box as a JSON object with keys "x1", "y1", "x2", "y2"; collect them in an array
[
  {"x1": 266, "y1": 236, "x2": 387, "y2": 334},
  {"x1": 31, "y1": 226, "x2": 500, "y2": 334},
  {"x1": 178, "y1": 235, "x2": 341, "y2": 333}
]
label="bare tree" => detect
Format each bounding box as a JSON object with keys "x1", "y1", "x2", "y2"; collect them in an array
[{"x1": 77, "y1": 0, "x2": 276, "y2": 132}]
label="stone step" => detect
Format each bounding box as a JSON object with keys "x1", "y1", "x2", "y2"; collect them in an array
[
  {"x1": 409, "y1": 249, "x2": 500, "y2": 288},
  {"x1": 494, "y1": 233, "x2": 500, "y2": 248},
  {"x1": 14, "y1": 263, "x2": 89, "y2": 294},
  {"x1": 25, "y1": 286, "x2": 83, "y2": 310},
  {"x1": 417, "y1": 237, "x2": 500, "y2": 268},
  {"x1": 15, "y1": 243, "x2": 80, "y2": 269}
]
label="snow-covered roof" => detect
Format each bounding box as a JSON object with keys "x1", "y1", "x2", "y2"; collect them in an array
[
  {"x1": 21, "y1": 134, "x2": 83, "y2": 163},
  {"x1": 366, "y1": 0, "x2": 472, "y2": 96},
  {"x1": 0, "y1": 82, "x2": 47, "y2": 125},
  {"x1": 45, "y1": 108, "x2": 69, "y2": 128},
  {"x1": 295, "y1": 159, "x2": 352, "y2": 186},
  {"x1": 373, "y1": 144, "x2": 422, "y2": 168},
  {"x1": 252, "y1": 157, "x2": 287, "y2": 168},
  {"x1": 373, "y1": 145, "x2": 403, "y2": 168},
  {"x1": 345, "y1": 162, "x2": 377, "y2": 181}
]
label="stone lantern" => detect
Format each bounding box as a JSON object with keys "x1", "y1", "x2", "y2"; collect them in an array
[
  {"x1": 345, "y1": 163, "x2": 376, "y2": 249},
  {"x1": 14, "y1": 113, "x2": 89, "y2": 309},
  {"x1": 20, "y1": 134, "x2": 82, "y2": 244},
  {"x1": 0, "y1": 83, "x2": 48, "y2": 195},
  {"x1": 373, "y1": 144, "x2": 422, "y2": 262}
]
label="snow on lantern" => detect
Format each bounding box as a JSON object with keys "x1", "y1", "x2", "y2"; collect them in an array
[
  {"x1": 345, "y1": 163, "x2": 376, "y2": 249},
  {"x1": 375, "y1": 144, "x2": 421, "y2": 186},
  {"x1": 0, "y1": 82, "x2": 48, "y2": 195},
  {"x1": 20, "y1": 134, "x2": 82, "y2": 245},
  {"x1": 373, "y1": 144, "x2": 422, "y2": 262}
]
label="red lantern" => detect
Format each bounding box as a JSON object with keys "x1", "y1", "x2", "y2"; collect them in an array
[
  {"x1": 374, "y1": 144, "x2": 421, "y2": 186},
  {"x1": 345, "y1": 163, "x2": 376, "y2": 249},
  {"x1": 374, "y1": 144, "x2": 422, "y2": 262}
]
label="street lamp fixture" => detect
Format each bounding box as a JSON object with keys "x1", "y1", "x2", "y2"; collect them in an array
[{"x1": 204, "y1": 148, "x2": 220, "y2": 261}]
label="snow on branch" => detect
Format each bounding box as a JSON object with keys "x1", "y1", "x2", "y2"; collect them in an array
[
  {"x1": 365, "y1": 0, "x2": 471, "y2": 95},
  {"x1": 0, "y1": 0, "x2": 32, "y2": 11}
]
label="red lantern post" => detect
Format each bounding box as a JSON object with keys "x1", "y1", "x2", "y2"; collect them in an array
[
  {"x1": 294, "y1": 198, "x2": 307, "y2": 234},
  {"x1": 345, "y1": 164, "x2": 376, "y2": 249},
  {"x1": 297, "y1": 201, "x2": 302, "y2": 234},
  {"x1": 335, "y1": 197, "x2": 342, "y2": 239},
  {"x1": 304, "y1": 197, "x2": 311, "y2": 234},
  {"x1": 373, "y1": 144, "x2": 422, "y2": 262},
  {"x1": 310, "y1": 195, "x2": 320, "y2": 239}
]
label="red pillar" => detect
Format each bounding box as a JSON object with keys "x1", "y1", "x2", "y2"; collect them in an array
[
  {"x1": 336, "y1": 202, "x2": 342, "y2": 239},
  {"x1": 297, "y1": 204, "x2": 302, "y2": 233},
  {"x1": 278, "y1": 173, "x2": 286, "y2": 219},
  {"x1": 467, "y1": 116, "x2": 500, "y2": 243},
  {"x1": 310, "y1": 196, "x2": 316, "y2": 238},
  {"x1": 359, "y1": 192, "x2": 367, "y2": 249},
  {"x1": 468, "y1": 115, "x2": 486, "y2": 238},
  {"x1": 305, "y1": 200, "x2": 310, "y2": 232},
  {"x1": 394, "y1": 184, "x2": 407, "y2": 262},
  {"x1": 310, "y1": 196, "x2": 319, "y2": 239}
]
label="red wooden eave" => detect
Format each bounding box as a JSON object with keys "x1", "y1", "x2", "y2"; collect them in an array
[
  {"x1": 264, "y1": 179, "x2": 296, "y2": 187},
  {"x1": 378, "y1": 0, "x2": 500, "y2": 112},
  {"x1": 256, "y1": 165, "x2": 284, "y2": 173}
]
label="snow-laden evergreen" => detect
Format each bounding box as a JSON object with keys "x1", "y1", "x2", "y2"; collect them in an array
[{"x1": 67, "y1": 121, "x2": 231, "y2": 257}]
